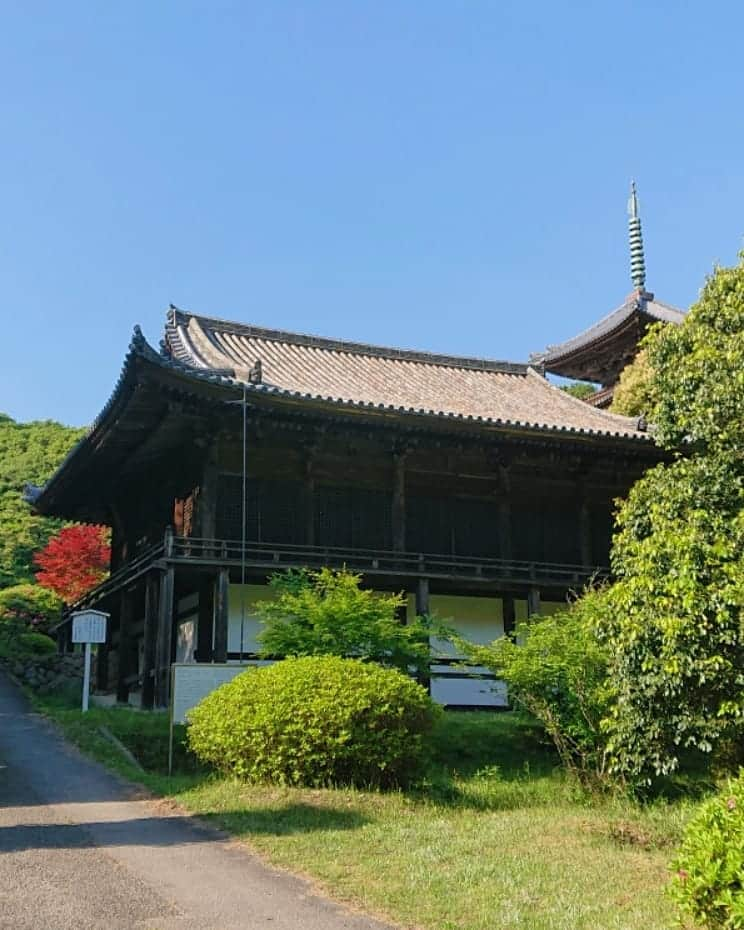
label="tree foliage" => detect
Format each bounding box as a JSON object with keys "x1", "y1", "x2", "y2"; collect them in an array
[
  {"x1": 560, "y1": 382, "x2": 598, "y2": 401},
  {"x1": 0, "y1": 583, "x2": 63, "y2": 635},
  {"x1": 34, "y1": 524, "x2": 110, "y2": 604},
  {"x1": 0, "y1": 415, "x2": 84, "y2": 588},
  {"x1": 599, "y1": 256, "x2": 744, "y2": 780},
  {"x1": 455, "y1": 590, "x2": 613, "y2": 786},
  {"x1": 609, "y1": 347, "x2": 657, "y2": 417},
  {"x1": 648, "y1": 260, "x2": 744, "y2": 457},
  {"x1": 256, "y1": 568, "x2": 437, "y2": 678}
]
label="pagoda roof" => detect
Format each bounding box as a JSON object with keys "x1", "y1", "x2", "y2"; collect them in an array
[
  {"x1": 532, "y1": 290, "x2": 685, "y2": 376},
  {"x1": 164, "y1": 307, "x2": 649, "y2": 439}
]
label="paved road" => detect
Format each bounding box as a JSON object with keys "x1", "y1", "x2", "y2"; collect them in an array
[{"x1": 0, "y1": 672, "x2": 393, "y2": 930}]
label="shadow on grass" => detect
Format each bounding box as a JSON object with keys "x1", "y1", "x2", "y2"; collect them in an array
[
  {"x1": 198, "y1": 803, "x2": 370, "y2": 836},
  {"x1": 429, "y1": 711, "x2": 558, "y2": 778},
  {"x1": 0, "y1": 804, "x2": 369, "y2": 853},
  {"x1": 44, "y1": 698, "x2": 576, "y2": 815}
]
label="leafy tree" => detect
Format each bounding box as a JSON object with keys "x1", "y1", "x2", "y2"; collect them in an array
[
  {"x1": 0, "y1": 415, "x2": 85, "y2": 588},
  {"x1": 649, "y1": 260, "x2": 744, "y2": 458},
  {"x1": 34, "y1": 524, "x2": 111, "y2": 604},
  {"x1": 454, "y1": 590, "x2": 613, "y2": 786},
  {"x1": 0, "y1": 583, "x2": 63, "y2": 635},
  {"x1": 598, "y1": 256, "x2": 744, "y2": 780},
  {"x1": 610, "y1": 348, "x2": 657, "y2": 417},
  {"x1": 256, "y1": 568, "x2": 437, "y2": 678},
  {"x1": 560, "y1": 382, "x2": 598, "y2": 401}
]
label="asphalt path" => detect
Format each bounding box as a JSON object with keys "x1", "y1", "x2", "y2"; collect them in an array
[{"x1": 0, "y1": 671, "x2": 394, "y2": 930}]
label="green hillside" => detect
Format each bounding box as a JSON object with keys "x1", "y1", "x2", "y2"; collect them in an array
[{"x1": 0, "y1": 414, "x2": 85, "y2": 588}]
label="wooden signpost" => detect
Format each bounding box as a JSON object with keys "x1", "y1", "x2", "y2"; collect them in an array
[{"x1": 71, "y1": 609, "x2": 109, "y2": 712}]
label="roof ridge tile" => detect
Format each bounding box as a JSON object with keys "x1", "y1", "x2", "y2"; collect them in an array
[{"x1": 169, "y1": 307, "x2": 530, "y2": 375}]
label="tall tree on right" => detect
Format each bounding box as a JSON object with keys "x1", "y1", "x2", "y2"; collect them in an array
[{"x1": 599, "y1": 255, "x2": 744, "y2": 781}]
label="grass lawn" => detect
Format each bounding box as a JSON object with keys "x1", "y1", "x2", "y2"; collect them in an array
[{"x1": 37, "y1": 696, "x2": 700, "y2": 930}]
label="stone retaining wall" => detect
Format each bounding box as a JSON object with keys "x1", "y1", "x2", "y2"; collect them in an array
[{"x1": 0, "y1": 653, "x2": 89, "y2": 695}]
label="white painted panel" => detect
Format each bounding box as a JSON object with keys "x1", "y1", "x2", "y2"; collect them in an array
[
  {"x1": 226, "y1": 658, "x2": 275, "y2": 668},
  {"x1": 431, "y1": 674, "x2": 508, "y2": 707},
  {"x1": 516, "y1": 599, "x2": 566, "y2": 621},
  {"x1": 71, "y1": 611, "x2": 108, "y2": 644},
  {"x1": 172, "y1": 663, "x2": 255, "y2": 724},
  {"x1": 423, "y1": 594, "x2": 504, "y2": 658},
  {"x1": 227, "y1": 584, "x2": 274, "y2": 654},
  {"x1": 540, "y1": 601, "x2": 566, "y2": 616},
  {"x1": 515, "y1": 598, "x2": 566, "y2": 643}
]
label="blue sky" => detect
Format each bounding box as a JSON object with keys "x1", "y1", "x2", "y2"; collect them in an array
[{"x1": 2, "y1": 1, "x2": 743, "y2": 426}]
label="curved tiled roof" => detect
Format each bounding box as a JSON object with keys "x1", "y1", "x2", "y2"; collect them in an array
[
  {"x1": 164, "y1": 307, "x2": 648, "y2": 440},
  {"x1": 533, "y1": 290, "x2": 685, "y2": 367}
]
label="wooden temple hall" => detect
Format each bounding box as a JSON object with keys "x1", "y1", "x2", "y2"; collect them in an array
[{"x1": 29, "y1": 186, "x2": 681, "y2": 709}]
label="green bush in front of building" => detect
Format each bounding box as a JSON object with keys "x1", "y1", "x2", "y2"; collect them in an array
[
  {"x1": 187, "y1": 655, "x2": 440, "y2": 787},
  {"x1": 670, "y1": 772, "x2": 744, "y2": 929},
  {"x1": 255, "y1": 567, "x2": 438, "y2": 681}
]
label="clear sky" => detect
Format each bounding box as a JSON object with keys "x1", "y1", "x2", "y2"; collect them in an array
[{"x1": 2, "y1": 1, "x2": 743, "y2": 426}]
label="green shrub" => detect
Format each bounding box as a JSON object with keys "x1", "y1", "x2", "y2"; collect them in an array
[
  {"x1": 256, "y1": 568, "x2": 438, "y2": 679},
  {"x1": 453, "y1": 589, "x2": 612, "y2": 787},
  {"x1": 0, "y1": 582, "x2": 62, "y2": 634},
  {"x1": 670, "y1": 772, "x2": 744, "y2": 928},
  {"x1": 187, "y1": 655, "x2": 440, "y2": 787},
  {"x1": 0, "y1": 617, "x2": 56, "y2": 659},
  {"x1": 17, "y1": 631, "x2": 56, "y2": 656}
]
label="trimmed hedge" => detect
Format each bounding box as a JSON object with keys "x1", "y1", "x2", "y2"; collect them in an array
[
  {"x1": 670, "y1": 772, "x2": 744, "y2": 929},
  {"x1": 187, "y1": 656, "x2": 440, "y2": 787}
]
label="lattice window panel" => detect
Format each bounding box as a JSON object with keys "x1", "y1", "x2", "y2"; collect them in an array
[
  {"x1": 453, "y1": 498, "x2": 500, "y2": 558},
  {"x1": 406, "y1": 495, "x2": 453, "y2": 555}
]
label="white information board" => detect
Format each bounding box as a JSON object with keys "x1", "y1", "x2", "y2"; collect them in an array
[
  {"x1": 170, "y1": 662, "x2": 271, "y2": 725},
  {"x1": 71, "y1": 610, "x2": 108, "y2": 644}
]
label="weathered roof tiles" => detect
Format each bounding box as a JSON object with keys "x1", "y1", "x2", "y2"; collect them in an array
[{"x1": 164, "y1": 307, "x2": 648, "y2": 439}]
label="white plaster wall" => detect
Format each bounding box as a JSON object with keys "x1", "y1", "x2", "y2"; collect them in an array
[
  {"x1": 227, "y1": 584, "x2": 274, "y2": 654},
  {"x1": 412, "y1": 594, "x2": 507, "y2": 707}
]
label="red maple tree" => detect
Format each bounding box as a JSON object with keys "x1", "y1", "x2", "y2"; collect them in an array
[{"x1": 34, "y1": 524, "x2": 111, "y2": 604}]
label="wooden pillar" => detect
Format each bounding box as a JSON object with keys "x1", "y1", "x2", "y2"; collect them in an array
[
  {"x1": 198, "y1": 443, "x2": 219, "y2": 542},
  {"x1": 497, "y1": 466, "x2": 512, "y2": 560},
  {"x1": 527, "y1": 588, "x2": 541, "y2": 617},
  {"x1": 304, "y1": 468, "x2": 316, "y2": 546},
  {"x1": 391, "y1": 452, "x2": 406, "y2": 552},
  {"x1": 415, "y1": 577, "x2": 430, "y2": 617},
  {"x1": 116, "y1": 588, "x2": 134, "y2": 704},
  {"x1": 155, "y1": 567, "x2": 175, "y2": 708},
  {"x1": 502, "y1": 596, "x2": 516, "y2": 636},
  {"x1": 579, "y1": 499, "x2": 592, "y2": 568},
  {"x1": 196, "y1": 576, "x2": 215, "y2": 662},
  {"x1": 414, "y1": 578, "x2": 431, "y2": 691},
  {"x1": 64, "y1": 621, "x2": 74, "y2": 653},
  {"x1": 141, "y1": 573, "x2": 159, "y2": 710},
  {"x1": 96, "y1": 640, "x2": 109, "y2": 691},
  {"x1": 214, "y1": 568, "x2": 230, "y2": 663}
]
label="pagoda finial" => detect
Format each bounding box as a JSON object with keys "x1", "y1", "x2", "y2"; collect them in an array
[{"x1": 627, "y1": 180, "x2": 646, "y2": 290}]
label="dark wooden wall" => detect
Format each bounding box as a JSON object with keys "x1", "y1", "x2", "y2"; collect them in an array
[{"x1": 208, "y1": 428, "x2": 633, "y2": 567}]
